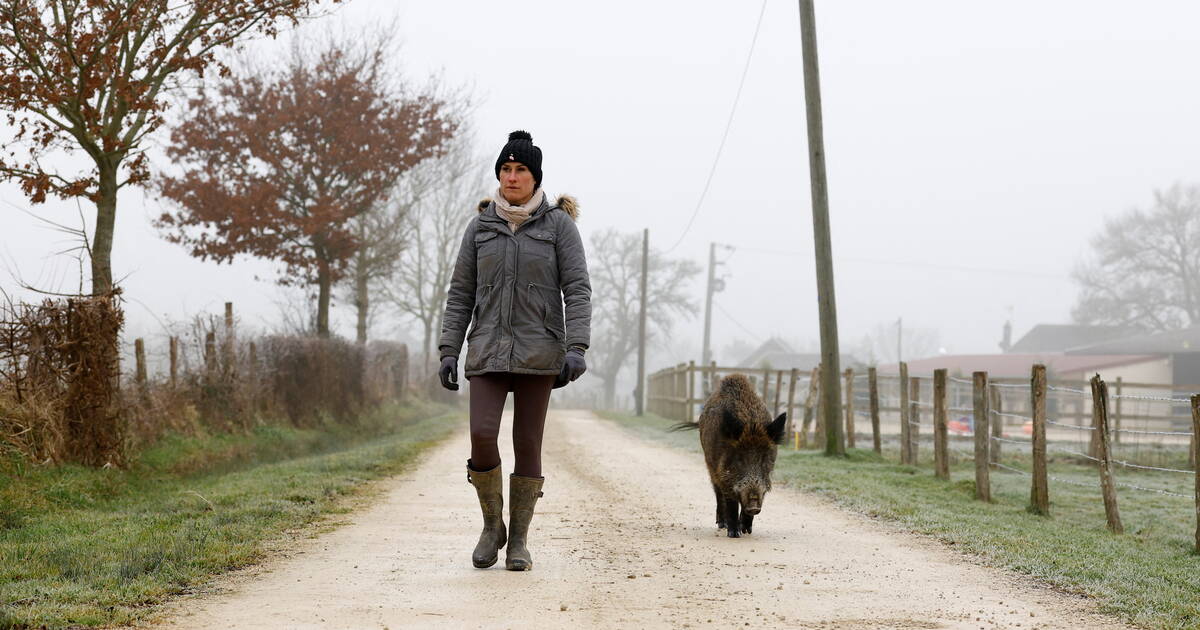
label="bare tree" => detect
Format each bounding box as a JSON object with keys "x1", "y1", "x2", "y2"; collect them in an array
[
  {"x1": 1073, "y1": 183, "x2": 1200, "y2": 332},
  {"x1": 589, "y1": 228, "x2": 701, "y2": 408},
  {"x1": 342, "y1": 195, "x2": 411, "y2": 344},
  {"x1": 382, "y1": 135, "x2": 486, "y2": 371}
]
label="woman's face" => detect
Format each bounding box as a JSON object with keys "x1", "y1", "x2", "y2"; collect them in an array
[{"x1": 499, "y1": 161, "x2": 536, "y2": 205}]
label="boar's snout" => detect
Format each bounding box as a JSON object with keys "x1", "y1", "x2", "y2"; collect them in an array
[{"x1": 744, "y1": 494, "x2": 762, "y2": 515}]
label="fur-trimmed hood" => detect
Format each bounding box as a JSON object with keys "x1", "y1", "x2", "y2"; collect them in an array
[{"x1": 477, "y1": 193, "x2": 579, "y2": 221}]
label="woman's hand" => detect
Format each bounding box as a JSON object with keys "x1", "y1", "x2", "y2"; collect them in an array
[
  {"x1": 439, "y1": 356, "x2": 460, "y2": 391},
  {"x1": 563, "y1": 347, "x2": 587, "y2": 381}
]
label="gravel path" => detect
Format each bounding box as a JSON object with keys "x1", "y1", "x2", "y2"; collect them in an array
[{"x1": 149, "y1": 409, "x2": 1131, "y2": 630}]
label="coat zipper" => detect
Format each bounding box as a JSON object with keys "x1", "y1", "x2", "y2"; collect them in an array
[{"x1": 507, "y1": 238, "x2": 519, "y2": 367}]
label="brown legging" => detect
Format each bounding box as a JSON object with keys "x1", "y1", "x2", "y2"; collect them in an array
[{"x1": 468, "y1": 372, "x2": 556, "y2": 477}]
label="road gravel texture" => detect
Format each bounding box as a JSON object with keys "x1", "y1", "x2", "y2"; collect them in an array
[{"x1": 149, "y1": 409, "x2": 1131, "y2": 630}]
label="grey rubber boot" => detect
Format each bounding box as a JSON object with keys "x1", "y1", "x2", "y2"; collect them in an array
[
  {"x1": 505, "y1": 474, "x2": 544, "y2": 571},
  {"x1": 466, "y1": 461, "x2": 506, "y2": 568}
]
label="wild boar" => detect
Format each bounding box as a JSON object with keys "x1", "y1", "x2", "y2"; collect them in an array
[{"x1": 674, "y1": 373, "x2": 786, "y2": 537}]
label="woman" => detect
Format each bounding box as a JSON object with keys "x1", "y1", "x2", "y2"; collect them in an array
[{"x1": 437, "y1": 130, "x2": 591, "y2": 571}]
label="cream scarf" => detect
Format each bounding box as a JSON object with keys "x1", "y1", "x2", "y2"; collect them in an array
[{"x1": 493, "y1": 187, "x2": 545, "y2": 233}]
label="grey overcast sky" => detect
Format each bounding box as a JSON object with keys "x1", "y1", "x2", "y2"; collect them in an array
[{"x1": 3, "y1": 1, "x2": 1199, "y2": 365}]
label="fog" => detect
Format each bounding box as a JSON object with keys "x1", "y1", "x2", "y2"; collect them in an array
[{"x1": 3, "y1": 1, "x2": 1199, "y2": 382}]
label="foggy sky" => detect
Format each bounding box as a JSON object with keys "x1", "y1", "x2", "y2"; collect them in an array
[{"x1": 3, "y1": 0, "x2": 1199, "y2": 370}]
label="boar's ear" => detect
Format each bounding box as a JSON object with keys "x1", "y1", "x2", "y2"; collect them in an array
[
  {"x1": 767, "y1": 412, "x2": 787, "y2": 445},
  {"x1": 720, "y1": 409, "x2": 743, "y2": 440}
]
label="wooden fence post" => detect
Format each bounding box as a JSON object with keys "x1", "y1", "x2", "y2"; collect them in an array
[
  {"x1": 710, "y1": 360, "x2": 718, "y2": 394},
  {"x1": 909, "y1": 377, "x2": 922, "y2": 466},
  {"x1": 1113, "y1": 377, "x2": 1123, "y2": 445},
  {"x1": 223, "y1": 302, "x2": 235, "y2": 380},
  {"x1": 800, "y1": 366, "x2": 820, "y2": 448},
  {"x1": 688, "y1": 361, "x2": 696, "y2": 421},
  {"x1": 653, "y1": 370, "x2": 659, "y2": 416},
  {"x1": 933, "y1": 369, "x2": 949, "y2": 480},
  {"x1": 899, "y1": 362, "x2": 911, "y2": 464},
  {"x1": 168, "y1": 336, "x2": 178, "y2": 386},
  {"x1": 204, "y1": 331, "x2": 216, "y2": 382},
  {"x1": 786, "y1": 368, "x2": 798, "y2": 439},
  {"x1": 1190, "y1": 394, "x2": 1200, "y2": 554},
  {"x1": 1030, "y1": 364, "x2": 1050, "y2": 516},
  {"x1": 1090, "y1": 374, "x2": 1122, "y2": 534},
  {"x1": 844, "y1": 368, "x2": 856, "y2": 449},
  {"x1": 990, "y1": 384, "x2": 1002, "y2": 466},
  {"x1": 1088, "y1": 385, "x2": 1102, "y2": 461},
  {"x1": 868, "y1": 367, "x2": 881, "y2": 454},
  {"x1": 972, "y1": 371, "x2": 991, "y2": 501},
  {"x1": 134, "y1": 338, "x2": 147, "y2": 387},
  {"x1": 777, "y1": 369, "x2": 787, "y2": 412},
  {"x1": 678, "y1": 363, "x2": 688, "y2": 422}
]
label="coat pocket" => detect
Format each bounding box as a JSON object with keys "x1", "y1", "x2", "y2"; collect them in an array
[
  {"x1": 529, "y1": 282, "x2": 565, "y2": 341},
  {"x1": 467, "y1": 283, "x2": 494, "y2": 340},
  {"x1": 475, "y1": 230, "x2": 503, "y2": 277},
  {"x1": 525, "y1": 230, "x2": 556, "y2": 260}
]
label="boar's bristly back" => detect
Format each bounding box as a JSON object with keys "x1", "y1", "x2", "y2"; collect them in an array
[{"x1": 704, "y1": 373, "x2": 776, "y2": 449}]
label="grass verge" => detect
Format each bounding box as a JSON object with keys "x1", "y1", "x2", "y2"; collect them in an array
[
  {"x1": 597, "y1": 409, "x2": 1200, "y2": 630},
  {"x1": 0, "y1": 399, "x2": 463, "y2": 629}
]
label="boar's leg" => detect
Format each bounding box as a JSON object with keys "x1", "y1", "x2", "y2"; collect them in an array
[
  {"x1": 739, "y1": 510, "x2": 754, "y2": 535},
  {"x1": 723, "y1": 496, "x2": 741, "y2": 537},
  {"x1": 712, "y1": 484, "x2": 726, "y2": 529}
]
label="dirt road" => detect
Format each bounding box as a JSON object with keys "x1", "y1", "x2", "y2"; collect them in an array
[{"x1": 151, "y1": 409, "x2": 1130, "y2": 630}]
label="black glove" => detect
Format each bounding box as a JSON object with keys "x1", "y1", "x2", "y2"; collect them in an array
[
  {"x1": 553, "y1": 348, "x2": 587, "y2": 389},
  {"x1": 438, "y1": 356, "x2": 459, "y2": 391},
  {"x1": 564, "y1": 347, "x2": 586, "y2": 381}
]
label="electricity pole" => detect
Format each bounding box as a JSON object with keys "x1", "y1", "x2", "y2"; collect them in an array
[
  {"x1": 636, "y1": 229, "x2": 649, "y2": 416},
  {"x1": 701, "y1": 242, "x2": 717, "y2": 371},
  {"x1": 799, "y1": 0, "x2": 844, "y2": 456},
  {"x1": 701, "y1": 242, "x2": 731, "y2": 394},
  {"x1": 896, "y1": 317, "x2": 902, "y2": 364}
]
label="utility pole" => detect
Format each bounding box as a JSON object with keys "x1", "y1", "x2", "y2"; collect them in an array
[
  {"x1": 701, "y1": 242, "x2": 732, "y2": 395},
  {"x1": 896, "y1": 317, "x2": 902, "y2": 365},
  {"x1": 701, "y1": 242, "x2": 717, "y2": 371},
  {"x1": 799, "y1": 0, "x2": 844, "y2": 457},
  {"x1": 636, "y1": 229, "x2": 649, "y2": 416}
]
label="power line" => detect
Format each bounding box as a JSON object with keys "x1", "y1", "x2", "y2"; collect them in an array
[
  {"x1": 725, "y1": 243, "x2": 1066, "y2": 279},
  {"x1": 713, "y1": 300, "x2": 763, "y2": 343},
  {"x1": 664, "y1": 0, "x2": 768, "y2": 254}
]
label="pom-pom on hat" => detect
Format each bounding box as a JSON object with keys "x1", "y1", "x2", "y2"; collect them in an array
[{"x1": 494, "y1": 130, "x2": 543, "y2": 189}]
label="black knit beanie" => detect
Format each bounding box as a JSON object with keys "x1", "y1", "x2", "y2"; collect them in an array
[{"x1": 494, "y1": 130, "x2": 543, "y2": 189}]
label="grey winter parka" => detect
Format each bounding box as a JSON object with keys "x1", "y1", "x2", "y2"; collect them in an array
[{"x1": 438, "y1": 194, "x2": 591, "y2": 378}]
